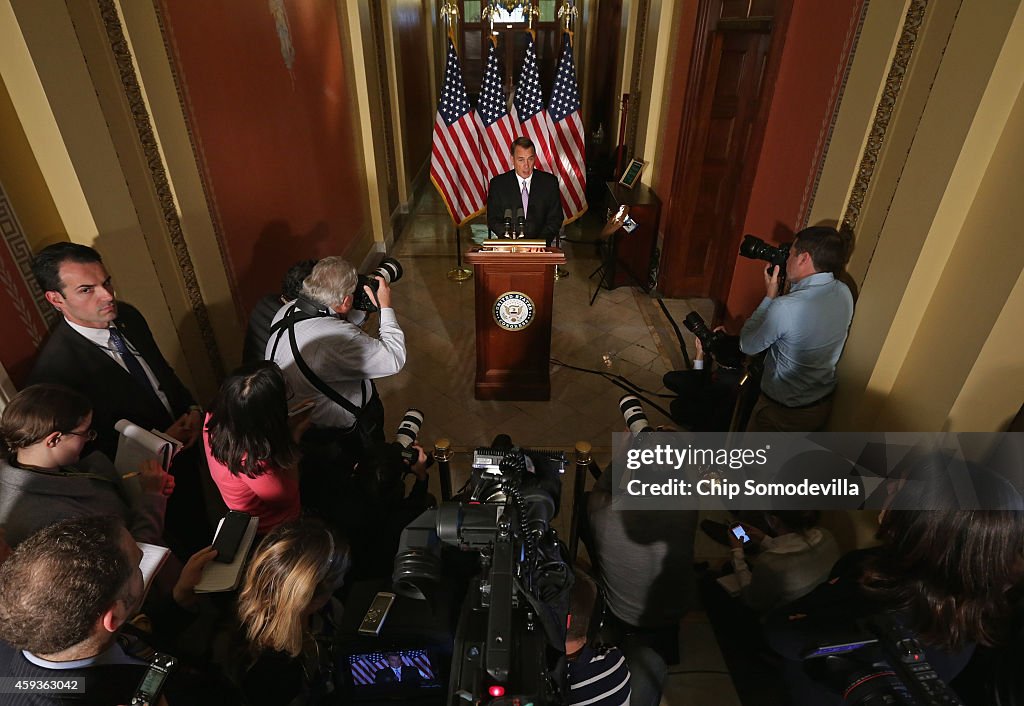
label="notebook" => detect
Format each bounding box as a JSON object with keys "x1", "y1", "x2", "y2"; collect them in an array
[
  {"x1": 194, "y1": 515, "x2": 260, "y2": 593},
  {"x1": 114, "y1": 419, "x2": 183, "y2": 475},
  {"x1": 137, "y1": 541, "x2": 171, "y2": 600}
]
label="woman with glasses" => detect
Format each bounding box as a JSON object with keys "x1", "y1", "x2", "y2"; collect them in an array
[
  {"x1": 204, "y1": 361, "x2": 311, "y2": 535},
  {"x1": 232, "y1": 519, "x2": 350, "y2": 705},
  {"x1": 0, "y1": 383, "x2": 174, "y2": 547}
]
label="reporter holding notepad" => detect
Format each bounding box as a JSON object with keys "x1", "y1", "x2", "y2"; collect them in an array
[
  {"x1": 0, "y1": 384, "x2": 173, "y2": 547},
  {"x1": 204, "y1": 362, "x2": 308, "y2": 534}
]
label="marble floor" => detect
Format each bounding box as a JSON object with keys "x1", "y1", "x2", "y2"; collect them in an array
[{"x1": 376, "y1": 185, "x2": 742, "y2": 705}]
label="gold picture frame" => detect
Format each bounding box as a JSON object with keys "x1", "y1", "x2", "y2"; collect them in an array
[{"x1": 618, "y1": 158, "x2": 646, "y2": 189}]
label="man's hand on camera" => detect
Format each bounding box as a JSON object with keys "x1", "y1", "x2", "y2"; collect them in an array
[
  {"x1": 693, "y1": 335, "x2": 704, "y2": 362},
  {"x1": 763, "y1": 265, "x2": 781, "y2": 300},
  {"x1": 366, "y1": 275, "x2": 392, "y2": 310},
  {"x1": 407, "y1": 443, "x2": 429, "y2": 481}
]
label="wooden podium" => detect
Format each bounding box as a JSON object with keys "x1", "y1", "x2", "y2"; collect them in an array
[{"x1": 464, "y1": 246, "x2": 566, "y2": 400}]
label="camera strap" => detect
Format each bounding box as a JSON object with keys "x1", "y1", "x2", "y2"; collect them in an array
[{"x1": 269, "y1": 304, "x2": 367, "y2": 424}]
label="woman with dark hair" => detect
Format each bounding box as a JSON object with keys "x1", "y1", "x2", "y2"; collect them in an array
[
  {"x1": 767, "y1": 452, "x2": 1024, "y2": 705},
  {"x1": 233, "y1": 519, "x2": 350, "y2": 705},
  {"x1": 0, "y1": 384, "x2": 173, "y2": 546},
  {"x1": 204, "y1": 362, "x2": 311, "y2": 534}
]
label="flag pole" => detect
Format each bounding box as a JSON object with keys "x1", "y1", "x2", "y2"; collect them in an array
[
  {"x1": 553, "y1": 0, "x2": 579, "y2": 282},
  {"x1": 440, "y1": 1, "x2": 472, "y2": 282},
  {"x1": 447, "y1": 224, "x2": 472, "y2": 281}
]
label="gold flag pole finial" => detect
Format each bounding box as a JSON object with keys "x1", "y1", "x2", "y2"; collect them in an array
[
  {"x1": 558, "y1": 1, "x2": 578, "y2": 34},
  {"x1": 441, "y1": 1, "x2": 459, "y2": 42},
  {"x1": 482, "y1": 3, "x2": 497, "y2": 44},
  {"x1": 526, "y1": 1, "x2": 540, "y2": 31}
]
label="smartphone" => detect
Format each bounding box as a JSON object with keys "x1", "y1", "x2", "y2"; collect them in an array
[
  {"x1": 730, "y1": 523, "x2": 751, "y2": 544},
  {"x1": 358, "y1": 591, "x2": 396, "y2": 636},
  {"x1": 288, "y1": 400, "x2": 316, "y2": 417},
  {"x1": 130, "y1": 652, "x2": 176, "y2": 705},
  {"x1": 212, "y1": 510, "x2": 250, "y2": 564}
]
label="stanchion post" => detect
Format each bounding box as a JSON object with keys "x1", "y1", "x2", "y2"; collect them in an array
[
  {"x1": 568, "y1": 440, "x2": 592, "y2": 561},
  {"x1": 434, "y1": 438, "x2": 454, "y2": 502},
  {"x1": 553, "y1": 230, "x2": 569, "y2": 280},
  {"x1": 447, "y1": 224, "x2": 473, "y2": 282}
]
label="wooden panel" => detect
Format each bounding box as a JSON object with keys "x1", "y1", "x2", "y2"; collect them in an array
[{"x1": 464, "y1": 249, "x2": 565, "y2": 400}]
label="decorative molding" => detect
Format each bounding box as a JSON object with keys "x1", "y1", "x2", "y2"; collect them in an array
[
  {"x1": 842, "y1": 0, "x2": 928, "y2": 232},
  {"x1": 624, "y1": 0, "x2": 651, "y2": 163},
  {"x1": 799, "y1": 0, "x2": 869, "y2": 228},
  {"x1": 0, "y1": 180, "x2": 56, "y2": 333},
  {"x1": 96, "y1": 0, "x2": 225, "y2": 379}
]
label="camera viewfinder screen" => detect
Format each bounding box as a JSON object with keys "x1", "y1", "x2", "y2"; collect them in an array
[{"x1": 349, "y1": 649, "x2": 437, "y2": 687}]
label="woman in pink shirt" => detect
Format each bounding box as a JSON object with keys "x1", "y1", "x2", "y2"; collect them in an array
[{"x1": 204, "y1": 362, "x2": 311, "y2": 534}]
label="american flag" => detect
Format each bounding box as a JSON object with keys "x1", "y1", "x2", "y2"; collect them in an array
[
  {"x1": 476, "y1": 41, "x2": 517, "y2": 185},
  {"x1": 548, "y1": 32, "x2": 587, "y2": 223},
  {"x1": 348, "y1": 650, "x2": 435, "y2": 686},
  {"x1": 431, "y1": 38, "x2": 487, "y2": 225},
  {"x1": 511, "y1": 33, "x2": 553, "y2": 175}
]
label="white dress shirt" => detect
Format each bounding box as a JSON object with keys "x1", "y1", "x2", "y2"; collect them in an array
[
  {"x1": 65, "y1": 318, "x2": 173, "y2": 416},
  {"x1": 267, "y1": 304, "x2": 406, "y2": 430}
]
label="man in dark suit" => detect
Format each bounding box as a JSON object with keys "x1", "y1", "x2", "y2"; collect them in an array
[
  {"x1": 374, "y1": 652, "x2": 424, "y2": 684},
  {"x1": 28, "y1": 242, "x2": 208, "y2": 551},
  {"x1": 486, "y1": 136, "x2": 562, "y2": 245}
]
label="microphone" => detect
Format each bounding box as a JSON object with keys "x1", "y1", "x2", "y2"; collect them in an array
[
  {"x1": 503, "y1": 209, "x2": 513, "y2": 238},
  {"x1": 515, "y1": 208, "x2": 525, "y2": 239}
]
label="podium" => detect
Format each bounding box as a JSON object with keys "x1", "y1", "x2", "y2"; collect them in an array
[{"x1": 464, "y1": 245, "x2": 567, "y2": 400}]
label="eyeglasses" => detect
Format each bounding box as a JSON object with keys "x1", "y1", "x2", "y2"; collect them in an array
[{"x1": 63, "y1": 429, "x2": 98, "y2": 442}]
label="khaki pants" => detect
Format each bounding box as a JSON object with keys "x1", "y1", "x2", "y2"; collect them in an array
[{"x1": 745, "y1": 392, "x2": 832, "y2": 432}]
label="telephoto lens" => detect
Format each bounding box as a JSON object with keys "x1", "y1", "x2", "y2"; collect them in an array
[
  {"x1": 739, "y1": 234, "x2": 790, "y2": 267},
  {"x1": 619, "y1": 394, "x2": 654, "y2": 436},
  {"x1": 681, "y1": 311, "x2": 744, "y2": 370},
  {"x1": 353, "y1": 257, "x2": 404, "y2": 312},
  {"x1": 394, "y1": 409, "x2": 423, "y2": 448}
]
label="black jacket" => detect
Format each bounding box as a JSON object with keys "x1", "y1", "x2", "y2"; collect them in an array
[
  {"x1": 27, "y1": 302, "x2": 195, "y2": 459},
  {"x1": 486, "y1": 169, "x2": 562, "y2": 245}
]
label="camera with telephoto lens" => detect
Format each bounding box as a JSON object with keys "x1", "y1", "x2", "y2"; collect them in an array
[
  {"x1": 393, "y1": 408, "x2": 423, "y2": 465},
  {"x1": 619, "y1": 394, "x2": 654, "y2": 437},
  {"x1": 740, "y1": 234, "x2": 791, "y2": 269},
  {"x1": 353, "y1": 257, "x2": 403, "y2": 313},
  {"x1": 802, "y1": 614, "x2": 964, "y2": 705},
  {"x1": 682, "y1": 312, "x2": 744, "y2": 370}
]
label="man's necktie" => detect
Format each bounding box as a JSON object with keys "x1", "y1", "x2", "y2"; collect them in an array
[
  {"x1": 521, "y1": 181, "x2": 529, "y2": 217},
  {"x1": 108, "y1": 326, "x2": 154, "y2": 392}
]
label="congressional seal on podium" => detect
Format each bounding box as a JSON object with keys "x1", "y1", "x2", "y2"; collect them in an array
[{"x1": 493, "y1": 291, "x2": 536, "y2": 331}]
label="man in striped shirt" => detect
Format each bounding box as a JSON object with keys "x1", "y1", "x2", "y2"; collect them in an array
[{"x1": 565, "y1": 572, "x2": 631, "y2": 706}]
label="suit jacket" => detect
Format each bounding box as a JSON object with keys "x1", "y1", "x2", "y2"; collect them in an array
[
  {"x1": 486, "y1": 169, "x2": 562, "y2": 245},
  {"x1": 374, "y1": 664, "x2": 423, "y2": 684},
  {"x1": 27, "y1": 302, "x2": 195, "y2": 459}
]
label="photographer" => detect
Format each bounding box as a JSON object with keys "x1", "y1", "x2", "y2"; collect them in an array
[
  {"x1": 268, "y1": 256, "x2": 406, "y2": 462},
  {"x1": 739, "y1": 226, "x2": 853, "y2": 432},
  {"x1": 662, "y1": 332, "x2": 743, "y2": 432}
]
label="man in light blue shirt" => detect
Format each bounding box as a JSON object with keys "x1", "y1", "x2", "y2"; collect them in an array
[{"x1": 739, "y1": 226, "x2": 854, "y2": 431}]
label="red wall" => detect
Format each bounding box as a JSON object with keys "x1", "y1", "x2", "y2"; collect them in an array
[
  {"x1": 724, "y1": 0, "x2": 864, "y2": 324},
  {"x1": 0, "y1": 242, "x2": 50, "y2": 387},
  {"x1": 158, "y1": 0, "x2": 369, "y2": 315}
]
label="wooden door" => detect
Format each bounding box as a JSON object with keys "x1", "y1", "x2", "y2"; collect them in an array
[{"x1": 660, "y1": 0, "x2": 788, "y2": 304}]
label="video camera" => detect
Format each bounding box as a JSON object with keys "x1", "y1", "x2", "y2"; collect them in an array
[
  {"x1": 802, "y1": 614, "x2": 964, "y2": 705},
  {"x1": 353, "y1": 257, "x2": 403, "y2": 313},
  {"x1": 682, "y1": 312, "x2": 744, "y2": 370},
  {"x1": 383, "y1": 442, "x2": 572, "y2": 705}
]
